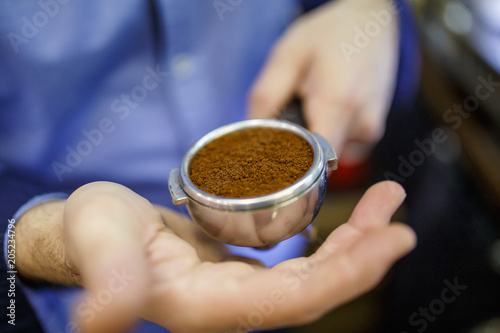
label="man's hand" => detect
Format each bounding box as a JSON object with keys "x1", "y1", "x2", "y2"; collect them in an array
[
  {"x1": 15, "y1": 181, "x2": 415, "y2": 333},
  {"x1": 248, "y1": 0, "x2": 399, "y2": 164}
]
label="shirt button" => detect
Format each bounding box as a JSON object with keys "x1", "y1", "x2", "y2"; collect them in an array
[{"x1": 171, "y1": 54, "x2": 196, "y2": 79}]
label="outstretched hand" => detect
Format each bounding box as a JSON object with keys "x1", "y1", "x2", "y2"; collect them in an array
[{"x1": 56, "y1": 181, "x2": 414, "y2": 333}]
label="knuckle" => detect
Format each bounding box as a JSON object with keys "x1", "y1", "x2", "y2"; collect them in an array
[
  {"x1": 249, "y1": 89, "x2": 274, "y2": 112},
  {"x1": 284, "y1": 280, "x2": 326, "y2": 325},
  {"x1": 354, "y1": 119, "x2": 385, "y2": 143},
  {"x1": 366, "y1": 124, "x2": 385, "y2": 142},
  {"x1": 308, "y1": 92, "x2": 339, "y2": 112},
  {"x1": 337, "y1": 254, "x2": 382, "y2": 293},
  {"x1": 336, "y1": 254, "x2": 363, "y2": 286}
]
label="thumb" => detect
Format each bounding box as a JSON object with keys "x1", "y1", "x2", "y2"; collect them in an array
[
  {"x1": 247, "y1": 32, "x2": 309, "y2": 120},
  {"x1": 65, "y1": 194, "x2": 151, "y2": 333}
]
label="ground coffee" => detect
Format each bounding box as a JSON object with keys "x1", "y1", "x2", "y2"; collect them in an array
[{"x1": 189, "y1": 127, "x2": 313, "y2": 198}]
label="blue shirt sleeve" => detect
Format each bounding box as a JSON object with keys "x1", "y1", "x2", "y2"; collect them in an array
[{"x1": 0, "y1": 171, "x2": 56, "y2": 333}]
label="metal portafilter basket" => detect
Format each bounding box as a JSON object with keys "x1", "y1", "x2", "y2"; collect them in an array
[{"x1": 168, "y1": 115, "x2": 337, "y2": 247}]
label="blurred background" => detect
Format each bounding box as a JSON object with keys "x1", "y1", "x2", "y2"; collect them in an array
[{"x1": 292, "y1": 0, "x2": 500, "y2": 332}]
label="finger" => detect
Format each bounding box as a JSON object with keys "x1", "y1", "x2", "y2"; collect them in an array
[
  {"x1": 312, "y1": 181, "x2": 406, "y2": 259},
  {"x1": 347, "y1": 181, "x2": 406, "y2": 232},
  {"x1": 304, "y1": 96, "x2": 350, "y2": 152},
  {"x1": 345, "y1": 104, "x2": 387, "y2": 145},
  {"x1": 301, "y1": 55, "x2": 360, "y2": 152},
  {"x1": 286, "y1": 223, "x2": 416, "y2": 324},
  {"x1": 155, "y1": 206, "x2": 230, "y2": 263},
  {"x1": 65, "y1": 192, "x2": 152, "y2": 333},
  {"x1": 232, "y1": 223, "x2": 416, "y2": 330},
  {"x1": 340, "y1": 88, "x2": 390, "y2": 165},
  {"x1": 340, "y1": 24, "x2": 398, "y2": 160},
  {"x1": 248, "y1": 28, "x2": 310, "y2": 119},
  {"x1": 336, "y1": 93, "x2": 389, "y2": 164},
  {"x1": 337, "y1": 141, "x2": 376, "y2": 166}
]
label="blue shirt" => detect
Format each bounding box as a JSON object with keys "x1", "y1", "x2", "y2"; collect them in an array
[{"x1": 0, "y1": 1, "x2": 419, "y2": 332}]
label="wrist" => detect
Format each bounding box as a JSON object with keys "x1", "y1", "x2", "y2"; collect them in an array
[{"x1": 15, "y1": 200, "x2": 81, "y2": 286}]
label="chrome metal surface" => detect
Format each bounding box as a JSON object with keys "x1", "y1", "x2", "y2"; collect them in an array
[
  {"x1": 314, "y1": 133, "x2": 338, "y2": 172},
  {"x1": 168, "y1": 168, "x2": 188, "y2": 205},
  {"x1": 168, "y1": 119, "x2": 337, "y2": 247}
]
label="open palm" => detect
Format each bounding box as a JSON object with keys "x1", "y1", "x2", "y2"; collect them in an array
[{"x1": 64, "y1": 181, "x2": 415, "y2": 333}]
